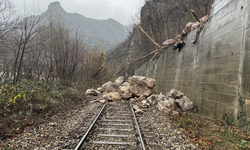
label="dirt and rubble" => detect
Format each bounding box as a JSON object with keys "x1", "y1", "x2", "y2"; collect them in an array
[{"x1": 85, "y1": 75, "x2": 198, "y2": 149}]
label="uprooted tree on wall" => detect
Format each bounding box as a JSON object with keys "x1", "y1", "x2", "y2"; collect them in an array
[{"x1": 109, "y1": 0, "x2": 214, "y2": 77}]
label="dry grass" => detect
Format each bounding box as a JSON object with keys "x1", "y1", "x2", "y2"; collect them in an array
[{"x1": 169, "y1": 112, "x2": 250, "y2": 149}]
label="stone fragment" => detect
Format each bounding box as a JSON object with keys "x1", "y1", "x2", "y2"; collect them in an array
[
  {"x1": 163, "y1": 99, "x2": 174, "y2": 107},
  {"x1": 159, "y1": 92, "x2": 165, "y2": 101},
  {"x1": 97, "y1": 87, "x2": 105, "y2": 93},
  {"x1": 162, "y1": 39, "x2": 176, "y2": 46},
  {"x1": 174, "y1": 34, "x2": 181, "y2": 40},
  {"x1": 173, "y1": 111, "x2": 180, "y2": 116},
  {"x1": 166, "y1": 101, "x2": 181, "y2": 111},
  {"x1": 191, "y1": 22, "x2": 200, "y2": 31},
  {"x1": 115, "y1": 76, "x2": 125, "y2": 85},
  {"x1": 130, "y1": 98, "x2": 136, "y2": 102},
  {"x1": 175, "y1": 96, "x2": 194, "y2": 111},
  {"x1": 199, "y1": 15, "x2": 208, "y2": 23},
  {"x1": 106, "y1": 83, "x2": 120, "y2": 93},
  {"x1": 99, "y1": 100, "x2": 106, "y2": 103},
  {"x1": 142, "y1": 100, "x2": 150, "y2": 107},
  {"x1": 165, "y1": 108, "x2": 172, "y2": 114},
  {"x1": 133, "y1": 105, "x2": 143, "y2": 114},
  {"x1": 173, "y1": 40, "x2": 184, "y2": 50},
  {"x1": 165, "y1": 92, "x2": 174, "y2": 100},
  {"x1": 137, "y1": 95, "x2": 146, "y2": 102},
  {"x1": 103, "y1": 92, "x2": 121, "y2": 101},
  {"x1": 147, "y1": 94, "x2": 158, "y2": 105},
  {"x1": 129, "y1": 76, "x2": 156, "y2": 97},
  {"x1": 156, "y1": 101, "x2": 166, "y2": 112},
  {"x1": 182, "y1": 22, "x2": 193, "y2": 36},
  {"x1": 86, "y1": 89, "x2": 100, "y2": 96},
  {"x1": 170, "y1": 89, "x2": 184, "y2": 99},
  {"x1": 102, "y1": 81, "x2": 112, "y2": 88},
  {"x1": 90, "y1": 100, "x2": 99, "y2": 103}
]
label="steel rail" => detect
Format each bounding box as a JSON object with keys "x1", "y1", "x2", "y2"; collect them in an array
[
  {"x1": 74, "y1": 102, "x2": 107, "y2": 150},
  {"x1": 129, "y1": 102, "x2": 146, "y2": 150}
]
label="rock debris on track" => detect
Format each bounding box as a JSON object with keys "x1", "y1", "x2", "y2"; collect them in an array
[{"x1": 1, "y1": 100, "x2": 197, "y2": 150}]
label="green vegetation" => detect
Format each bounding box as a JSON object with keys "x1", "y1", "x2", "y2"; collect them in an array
[{"x1": 0, "y1": 79, "x2": 94, "y2": 140}]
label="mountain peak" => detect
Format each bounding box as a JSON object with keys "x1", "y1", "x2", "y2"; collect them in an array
[{"x1": 48, "y1": 1, "x2": 66, "y2": 13}]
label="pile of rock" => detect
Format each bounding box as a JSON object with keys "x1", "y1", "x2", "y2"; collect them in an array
[
  {"x1": 86, "y1": 76, "x2": 156, "y2": 103},
  {"x1": 86, "y1": 76, "x2": 195, "y2": 115},
  {"x1": 156, "y1": 89, "x2": 195, "y2": 116}
]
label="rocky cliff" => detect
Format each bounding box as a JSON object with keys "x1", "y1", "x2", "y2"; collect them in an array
[{"x1": 40, "y1": 1, "x2": 129, "y2": 50}]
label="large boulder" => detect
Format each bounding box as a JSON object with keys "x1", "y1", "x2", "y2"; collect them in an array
[
  {"x1": 129, "y1": 76, "x2": 156, "y2": 97},
  {"x1": 106, "y1": 83, "x2": 120, "y2": 93},
  {"x1": 170, "y1": 89, "x2": 184, "y2": 99},
  {"x1": 120, "y1": 85, "x2": 132, "y2": 99},
  {"x1": 103, "y1": 92, "x2": 121, "y2": 101},
  {"x1": 115, "y1": 76, "x2": 125, "y2": 85},
  {"x1": 175, "y1": 96, "x2": 194, "y2": 111},
  {"x1": 86, "y1": 89, "x2": 100, "y2": 96}
]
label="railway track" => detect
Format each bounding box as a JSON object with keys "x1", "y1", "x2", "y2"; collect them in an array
[{"x1": 74, "y1": 101, "x2": 158, "y2": 150}]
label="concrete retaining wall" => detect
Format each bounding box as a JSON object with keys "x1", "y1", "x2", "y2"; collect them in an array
[{"x1": 135, "y1": 0, "x2": 250, "y2": 119}]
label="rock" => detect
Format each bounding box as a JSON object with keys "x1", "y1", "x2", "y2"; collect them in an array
[
  {"x1": 137, "y1": 95, "x2": 146, "y2": 102},
  {"x1": 115, "y1": 76, "x2": 125, "y2": 85},
  {"x1": 85, "y1": 89, "x2": 100, "y2": 96},
  {"x1": 200, "y1": 15, "x2": 208, "y2": 23},
  {"x1": 182, "y1": 22, "x2": 193, "y2": 36},
  {"x1": 103, "y1": 92, "x2": 121, "y2": 101},
  {"x1": 133, "y1": 105, "x2": 143, "y2": 114},
  {"x1": 102, "y1": 81, "x2": 112, "y2": 87},
  {"x1": 129, "y1": 76, "x2": 156, "y2": 97},
  {"x1": 173, "y1": 111, "x2": 180, "y2": 116},
  {"x1": 49, "y1": 122, "x2": 57, "y2": 126},
  {"x1": 122, "y1": 82, "x2": 130, "y2": 86},
  {"x1": 165, "y1": 92, "x2": 174, "y2": 99},
  {"x1": 162, "y1": 39, "x2": 176, "y2": 46},
  {"x1": 191, "y1": 22, "x2": 200, "y2": 31},
  {"x1": 173, "y1": 40, "x2": 184, "y2": 50},
  {"x1": 142, "y1": 100, "x2": 150, "y2": 107},
  {"x1": 175, "y1": 96, "x2": 194, "y2": 111},
  {"x1": 163, "y1": 99, "x2": 174, "y2": 107},
  {"x1": 147, "y1": 94, "x2": 158, "y2": 105},
  {"x1": 130, "y1": 98, "x2": 136, "y2": 102},
  {"x1": 156, "y1": 101, "x2": 166, "y2": 112},
  {"x1": 166, "y1": 101, "x2": 181, "y2": 112},
  {"x1": 159, "y1": 92, "x2": 165, "y2": 101},
  {"x1": 174, "y1": 34, "x2": 181, "y2": 40},
  {"x1": 97, "y1": 87, "x2": 105, "y2": 93},
  {"x1": 170, "y1": 89, "x2": 184, "y2": 99},
  {"x1": 106, "y1": 83, "x2": 120, "y2": 93},
  {"x1": 99, "y1": 100, "x2": 106, "y2": 103},
  {"x1": 90, "y1": 100, "x2": 99, "y2": 103},
  {"x1": 165, "y1": 108, "x2": 172, "y2": 114},
  {"x1": 120, "y1": 85, "x2": 132, "y2": 99}
]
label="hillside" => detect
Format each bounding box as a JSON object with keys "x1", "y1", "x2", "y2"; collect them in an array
[{"x1": 41, "y1": 1, "x2": 129, "y2": 50}]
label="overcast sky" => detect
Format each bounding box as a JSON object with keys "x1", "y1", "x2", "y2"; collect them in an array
[{"x1": 11, "y1": 0, "x2": 145, "y2": 25}]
